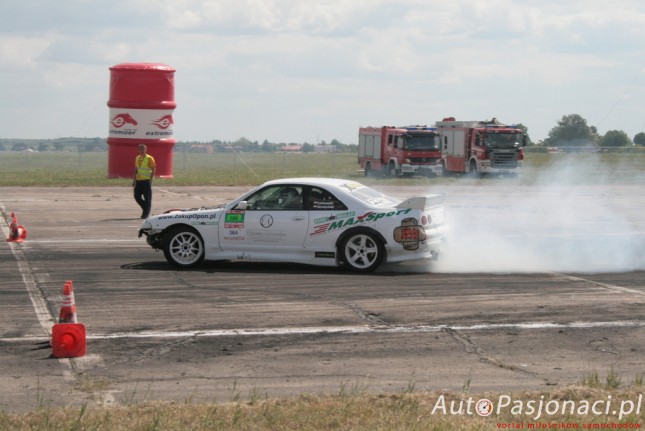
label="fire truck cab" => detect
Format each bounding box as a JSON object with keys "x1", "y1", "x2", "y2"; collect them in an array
[
  {"x1": 435, "y1": 117, "x2": 527, "y2": 176},
  {"x1": 358, "y1": 126, "x2": 442, "y2": 177}
]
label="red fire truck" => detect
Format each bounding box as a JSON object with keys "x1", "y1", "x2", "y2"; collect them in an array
[
  {"x1": 435, "y1": 117, "x2": 527, "y2": 176},
  {"x1": 358, "y1": 126, "x2": 442, "y2": 177}
]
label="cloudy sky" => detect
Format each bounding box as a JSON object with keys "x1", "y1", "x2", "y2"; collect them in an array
[{"x1": 1, "y1": 0, "x2": 644, "y2": 145}]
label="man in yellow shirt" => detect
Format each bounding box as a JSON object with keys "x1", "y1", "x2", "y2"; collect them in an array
[{"x1": 133, "y1": 144, "x2": 156, "y2": 218}]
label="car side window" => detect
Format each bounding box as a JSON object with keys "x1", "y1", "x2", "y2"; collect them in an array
[
  {"x1": 279, "y1": 186, "x2": 303, "y2": 210},
  {"x1": 306, "y1": 187, "x2": 347, "y2": 210},
  {"x1": 244, "y1": 185, "x2": 303, "y2": 210}
]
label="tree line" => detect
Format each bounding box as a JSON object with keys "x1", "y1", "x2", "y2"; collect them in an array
[
  {"x1": 0, "y1": 137, "x2": 356, "y2": 153},
  {"x1": 541, "y1": 114, "x2": 645, "y2": 147},
  {"x1": 1, "y1": 114, "x2": 643, "y2": 152}
]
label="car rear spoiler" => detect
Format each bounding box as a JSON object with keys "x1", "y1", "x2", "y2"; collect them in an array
[{"x1": 395, "y1": 193, "x2": 445, "y2": 210}]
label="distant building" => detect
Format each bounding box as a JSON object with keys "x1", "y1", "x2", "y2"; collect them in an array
[
  {"x1": 280, "y1": 144, "x2": 303, "y2": 152},
  {"x1": 190, "y1": 144, "x2": 214, "y2": 153},
  {"x1": 314, "y1": 145, "x2": 336, "y2": 153}
]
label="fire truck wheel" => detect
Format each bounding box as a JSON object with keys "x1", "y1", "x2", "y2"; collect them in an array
[
  {"x1": 339, "y1": 231, "x2": 384, "y2": 272},
  {"x1": 388, "y1": 162, "x2": 399, "y2": 177},
  {"x1": 469, "y1": 160, "x2": 478, "y2": 176},
  {"x1": 364, "y1": 163, "x2": 372, "y2": 177}
]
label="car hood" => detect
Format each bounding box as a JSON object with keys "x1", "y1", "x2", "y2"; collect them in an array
[{"x1": 141, "y1": 205, "x2": 226, "y2": 229}]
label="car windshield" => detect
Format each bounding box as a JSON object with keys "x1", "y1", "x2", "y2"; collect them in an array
[
  {"x1": 404, "y1": 133, "x2": 441, "y2": 151},
  {"x1": 484, "y1": 132, "x2": 522, "y2": 148}
]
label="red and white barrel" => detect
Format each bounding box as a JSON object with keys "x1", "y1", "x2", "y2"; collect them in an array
[{"x1": 107, "y1": 63, "x2": 176, "y2": 178}]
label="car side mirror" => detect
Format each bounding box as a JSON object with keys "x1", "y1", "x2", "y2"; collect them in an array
[{"x1": 236, "y1": 201, "x2": 248, "y2": 210}]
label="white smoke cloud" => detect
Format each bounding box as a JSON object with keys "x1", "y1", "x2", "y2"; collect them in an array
[{"x1": 429, "y1": 156, "x2": 645, "y2": 273}]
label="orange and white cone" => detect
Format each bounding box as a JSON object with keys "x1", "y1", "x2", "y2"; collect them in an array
[
  {"x1": 58, "y1": 280, "x2": 77, "y2": 324},
  {"x1": 52, "y1": 280, "x2": 86, "y2": 358},
  {"x1": 6, "y1": 212, "x2": 27, "y2": 243}
]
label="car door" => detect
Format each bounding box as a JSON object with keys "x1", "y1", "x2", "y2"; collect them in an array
[
  {"x1": 219, "y1": 184, "x2": 309, "y2": 260},
  {"x1": 303, "y1": 185, "x2": 350, "y2": 252}
]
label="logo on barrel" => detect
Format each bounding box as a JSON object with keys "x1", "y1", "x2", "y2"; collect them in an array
[
  {"x1": 151, "y1": 115, "x2": 174, "y2": 129},
  {"x1": 111, "y1": 113, "x2": 138, "y2": 128}
]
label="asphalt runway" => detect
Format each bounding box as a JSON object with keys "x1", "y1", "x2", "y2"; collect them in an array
[{"x1": 1, "y1": 184, "x2": 644, "y2": 413}]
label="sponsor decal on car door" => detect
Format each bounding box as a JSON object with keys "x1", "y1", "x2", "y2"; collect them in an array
[{"x1": 221, "y1": 209, "x2": 309, "y2": 257}]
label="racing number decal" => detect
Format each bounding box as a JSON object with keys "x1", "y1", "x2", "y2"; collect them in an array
[{"x1": 224, "y1": 211, "x2": 245, "y2": 228}]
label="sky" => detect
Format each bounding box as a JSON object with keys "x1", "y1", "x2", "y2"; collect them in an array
[{"x1": 1, "y1": 0, "x2": 644, "y2": 145}]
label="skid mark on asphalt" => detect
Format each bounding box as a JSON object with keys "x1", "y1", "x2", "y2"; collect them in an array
[
  {"x1": 550, "y1": 273, "x2": 645, "y2": 297},
  {"x1": 168, "y1": 271, "x2": 392, "y2": 327}
]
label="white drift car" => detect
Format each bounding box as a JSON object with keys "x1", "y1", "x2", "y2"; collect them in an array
[{"x1": 138, "y1": 178, "x2": 447, "y2": 272}]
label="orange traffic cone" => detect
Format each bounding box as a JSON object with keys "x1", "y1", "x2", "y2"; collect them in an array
[
  {"x1": 6, "y1": 212, "x2": 28, "y2": 243},
  {"x1": 58, "y1": 280, "x2": 77, "y2": 324},
  {"x1": 51, "y1": 323, "x2": 86, "y2": 358},
  {"x1": 52, "y1": 280, "x2": 86, "y2": 358}
]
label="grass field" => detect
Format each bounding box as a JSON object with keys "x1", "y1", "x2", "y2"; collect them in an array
[
  {"x1": 0, "y1": 151, "x2": 361, "y2": 187},
  {"x1": 2, "y1": 150, "x2": 645, "y2": 187}
]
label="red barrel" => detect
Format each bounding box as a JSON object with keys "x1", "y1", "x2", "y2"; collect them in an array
[{"x1": 107, "y1": 63, "x2": 176, "y2": 178}]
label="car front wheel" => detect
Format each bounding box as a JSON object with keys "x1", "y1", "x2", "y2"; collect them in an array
[
  {"x1": 163, "y1": 226, "x2": 205, "y2": 268},
  {"x1": 340, "y1": 231, "x2": 384, "y2": 272}
]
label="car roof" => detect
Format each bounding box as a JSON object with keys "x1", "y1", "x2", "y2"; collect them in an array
[{"x1": 262, "y1": 177, "x2": 364, "y2": 188}]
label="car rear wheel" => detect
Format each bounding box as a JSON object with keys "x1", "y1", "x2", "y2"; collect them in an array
[
  {"x1": 163, "y1": 226, "x2": 205, "y2": 268},
  {"x1": 340, "y1": 231, "x2": 384, "y2": 272}
]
